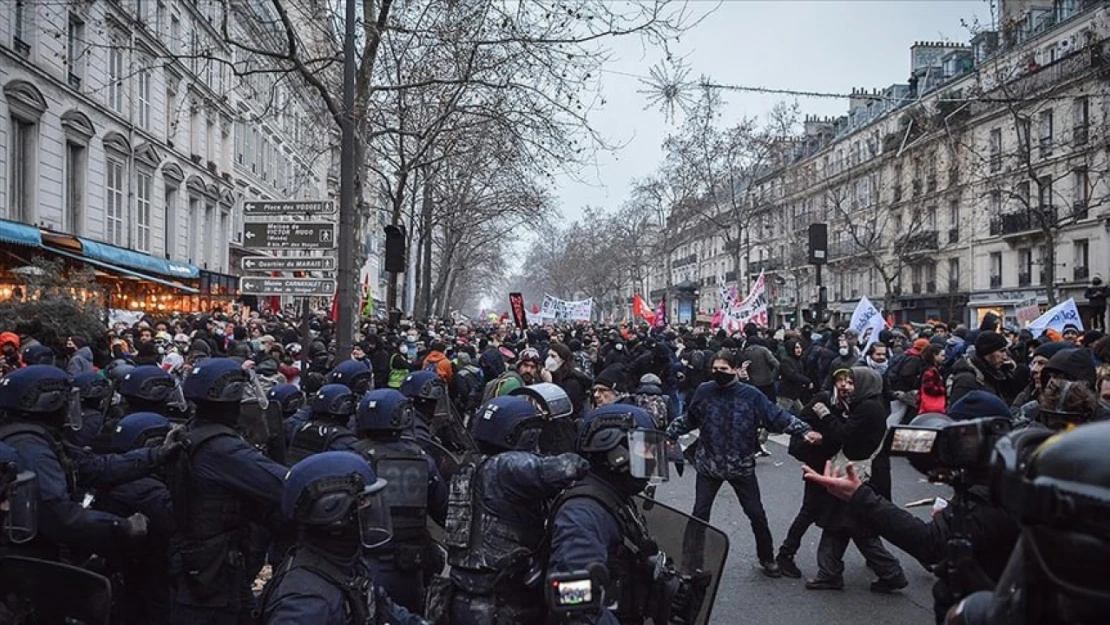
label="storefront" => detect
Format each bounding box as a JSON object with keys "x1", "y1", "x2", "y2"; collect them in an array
[
  {"x1": 0, "y1": 219, "x2": 202, "y2": 313},
  {"x1": 967, "y1": 288, "x2": 1048, "y2": 329}
]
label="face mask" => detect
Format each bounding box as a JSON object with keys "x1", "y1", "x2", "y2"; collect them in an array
[
  {"x1": 544, "y1": 356, "x2": 561, "y2": 372},
  {"x1": 867, "y1": 357, "x2": 888, "y2": 373},
  {"x1": 839, "y1": 347, "x2": 849, "y2": 357},
  {"x1": 711, "y1": 370, "x2": 734, "y2": 387}
]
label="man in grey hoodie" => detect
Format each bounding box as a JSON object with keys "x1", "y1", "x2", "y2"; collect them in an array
[{"x1": 66, "y1": 335, "x2": 95, "y2": 375}]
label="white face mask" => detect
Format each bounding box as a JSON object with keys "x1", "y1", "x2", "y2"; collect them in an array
[
  {"x1": 839, "y1": 347, "x2": 850, "y2": 357},
  {"x1": 545, "y1": 356, "x2": 561, "y2": 372}
]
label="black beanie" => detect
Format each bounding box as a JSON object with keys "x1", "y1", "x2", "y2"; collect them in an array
[{"x1": 975, "y1": 331, "x2": 1008, "y2": 357}]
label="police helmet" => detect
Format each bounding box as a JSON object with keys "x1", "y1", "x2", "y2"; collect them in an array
[
  {"x1": 399, "y1": 370, "x2": 445, "y2": 401},
  {"x1": 301, "y1": 371, "x2": 326, "y2": 396},
  {"x1": 326, "y1": 360, "x2": 373, "y2": 395},
  {"x1": 268, "y1": 384, "x2": 306, "y2": 417},
  {"x1": 120, "y1": 365, "x2": 177, "y2": 402},
  {"x1": 509, "y1": 383, "x2": 573, "y2": 420},
  {"x1": 991, "y1": 421, "x2": 1110, "y2": 620},
  {"x1": 471, "y1": 396, "x2": 545, "y2": 454},
  {"x1": 578, "y1": 404, "x2": 669, "y2": 482},
  {"x1": 73, "y1": 373, "x2": 112, "y2": 402},
  {"x1": 0, "y1": 441, "x2": 36, "y2": 543},
  {"x1": 0, "y1": 365, "x2": 72, "y2": 416},
  {"x1": 355, "y1": 389, "x2": 414, "y2": 435},
  {"x1": 21, "y1": 345, "x2": 56, "y2": 367},
  {"x1": 281, "y1": 451, "x2": 391, "y2": 548},
  {"x1": 105, "y1": 360, "x2": 135, "y2": 384},
  {"x1": 312, "y1": 384, "x2": 358, "y2": 419},
  {"x1": 183, "y1": 358, "x2": 247, "y2": 404},
  {"x1": 112, "y1": 412, "x2": 171, "y2": 452}
]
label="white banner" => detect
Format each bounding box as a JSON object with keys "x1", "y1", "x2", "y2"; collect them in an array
[
  {"x1": 849, "y1": 296, "x2": 886, "y2": 350},
  {"x1": 540, "y1": 294, "x2": 593, "y2": 322},
  {"x1": 1027, "y1": 298, "x2": 1084, "y2": 335},
  {"x1": 108, "y1": 309, "x2": 145, "y2": 329},
  {"x1": 722, "y1": 271, "x2": 767, "y2": 331},
  {"x1": 525, "y1": 311, "x2": 544, "y2": 326}
]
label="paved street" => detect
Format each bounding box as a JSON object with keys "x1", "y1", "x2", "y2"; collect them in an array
[{"x1": 655, "y1": 435, "x2": 952, "y2": 625}]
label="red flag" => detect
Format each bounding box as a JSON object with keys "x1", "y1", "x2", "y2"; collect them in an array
[
  {"x1": 329, "y1": 296, "x2": 339, "y2": 322},
  {"x1": 711, "y1": 309, "x2": 723, "y2": 328},
  {"x1": 633, "y1": 294, "x2": 655, "y2": 323},
  {"x1": 530, "y1": 303, "x2": 540, "y2": 314}
]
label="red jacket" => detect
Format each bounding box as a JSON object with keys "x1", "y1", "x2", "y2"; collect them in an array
[{"x1": 918, "y1": 365, "x2": 946, "y2": 415}]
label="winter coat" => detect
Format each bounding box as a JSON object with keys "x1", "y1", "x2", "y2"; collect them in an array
[
  {"x1": 778, "y1": 344, "x2": 812, "y2": 402},
  {"x1": 1085, "y1": 284, "x2": 1109, "y2": 310},
  {"x1": 666, "y1": 380, "x2": 810, "y2": 480},
  {"x1": 66, "y1": 346, "x2": 95, "y2": 376},
  {"x1": 552, "y1": 366, "x2": 591, "y2": 419},
  {"x1": 422, "y1": 350, "x2": 454, "y2": 385},
  {"x1": 739, "y1": 341, "x2": 779, "y2": 387},
  {"x1": 887, "y1": 347, "x2": 925, "y2": 393},
  {"x1": 918, "y1": 365, "x2": 946, "y2": 415},
  {"x1": 630, "y1": 380, "x2": 678, "y2": 426},
  {"x1": 948, "y1": 355, "x2": 1018, "y2": 406}
]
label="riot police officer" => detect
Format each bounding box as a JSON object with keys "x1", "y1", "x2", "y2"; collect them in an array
[
  {"x1": 66, "y1": 372, "x2": 112, "y2": 449},
  {"x1": 167, "y1": 357, "x2": 288, "y2": 625},
  {"x1": 0, "y1": 441, "x2": 36, "y2": 551},
  {"x1": 545, "y1": 404, "x2": 682, "y2": 625},
  {"x1": 266, "y1": 383, "x2": 305, "y2": 464},
  {"x1": 0, "y1": 365, "x2": 171, "y2": 560},
  {"x1": 286, "y1": 384, "x2": 359, "y2": 464},
  {"x1": 351, "y1": 388, "x2": 449, "y2": 613},
  {"x1": 400, "y1": 370, "x2": 445, "y2": 442},
  {"x1": 96, "y1": 412, "x2": 177, "y2": 625},
  {"x1": 92, "y1": 365, "x2": 185, "y2": 452},
  {"x1": 260, "y1": 451, "x2": 427, "y2": 625},
  {"x1": 948, "y1": 421, "x2": 1110, "y2": 625},
  {"x1": 441, "y1": 396, "x2": 589, "y2": 625},
  {"x1": 327, "y1": 359, "x2": 374, "y2": 396},
  {"x1": 269, "y1": 384, "x2": 307, "y2": 420}
]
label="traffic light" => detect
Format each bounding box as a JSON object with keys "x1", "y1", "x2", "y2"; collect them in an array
[{"x1": 383, "y1": 224, "x2": 406, "y2": 273}]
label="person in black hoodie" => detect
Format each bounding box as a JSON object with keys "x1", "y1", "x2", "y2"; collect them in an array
[
  {"x1": 778, "y1": 339, "x2": 813, "y2": 413},
  {"x1": 803, "y1": 367, "x2": 907, "y2": 593},
  {"x1": 949, "y1": 331, "x2": 1020, "y2": 405}
]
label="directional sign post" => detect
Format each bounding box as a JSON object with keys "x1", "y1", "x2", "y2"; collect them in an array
[
  {"x1": 243, "y1": 200, "x2": 336, "y2": 217},
  {"x1": 241, "y1": 256, "x2": 337, "y2": 272},
  {"x1": 243, "y1": 222, "x2": 336, "y2": 249},
  {"x1": 239, "y1": 277, "x2": 337, "y2": 296}
]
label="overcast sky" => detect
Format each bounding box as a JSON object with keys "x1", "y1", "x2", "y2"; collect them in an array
[{"x1": 551, "y1": 0, "x2": 992, "y2": 221}]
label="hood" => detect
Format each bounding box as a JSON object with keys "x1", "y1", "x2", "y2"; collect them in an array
[
  {"x1": 478, "y1": 348, "x2": 506, "y2": 377},
  {"x1": 1043, "y1": 347, "x2": 1097, "y2": 388},
  {"x1": 850, "y1": 366, "x2": 884, "y2": 401},
  {"x1": 425, "y1": 350, "x2": 447, "y2": 364},
  {"x1": 0, "y1": 332, "x2": 20, "y2": 350},
  {"x1": 74, "y1": 345, "x2": 93, "y2": 360},
  {"x1": 946, "y1": 335, "x2": 965, "y2": 347},
  {"x1": 635, "y1": 382, "x2": 665, "y2": 396},
  {"x1": 979, "y1": 312, "x2": 1000, "y2": 332}
]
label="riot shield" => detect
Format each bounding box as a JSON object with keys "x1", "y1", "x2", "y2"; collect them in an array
[
  {"x1": 432, "y1": 395, "x2": 478, "y2": 454},
  {"x1": 633, "y1": 495, "x2": 729, "y2": 625},
  {"x1": 0, "y1": 555, "x2": 112, "y2": 624}
]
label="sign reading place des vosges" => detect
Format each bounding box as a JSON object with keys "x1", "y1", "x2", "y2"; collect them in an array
[{"x1": 242, "y1": 200, "x2": 336, "y2": 216}]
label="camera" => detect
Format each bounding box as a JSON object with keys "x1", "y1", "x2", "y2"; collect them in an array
[{"x1": 883, "y1": 416, "x2": 1011, "y2": 479}]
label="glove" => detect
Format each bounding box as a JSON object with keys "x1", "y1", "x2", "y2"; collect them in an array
[
  {"x1": 150, "y1": 435, "x2": 184, "y2": 467},
  {"x1": 116, "y1": 512, "x2": 149, "y2": 543},
  {"x1": 552, "y1": 452, "x2": 591, "y2": 480}
]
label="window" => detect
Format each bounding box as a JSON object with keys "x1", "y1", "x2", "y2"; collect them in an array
[
  {"x1": 912, "y1": 265, "x2": 923, "y2": 293},
  {"x1": 156, "y1": 2, "x2": 165, "y2": 36},
  {"x1": 1073, "y1": 168, "x2": 1089, "y2": 219},
  {"x1": 990, "y1": 252, "x2": 1003, "y2": 288},
  {"x1": 138, "y1": 63, "x2": 152, "y2": 130},
  {"x1": 13, "y1": 0, "x2": 30, "y2": 56},
  {"x1": 188, "y1": 198, "x2": 201, "y2": 262},
  {"x1": 170, "y1": 13, "x2": 181, "y2": 55},
  {"x1": 67, "y1": 15, "x2": 84, "y2": 89},
  {"x1": 64, "y1": 142, "x2": 85, "y2": 234},
  {"x1": 164, "y1": 184, "x2": 178, "y2": 258},
  {"x1": 203, "y1": 203, "x2": 215, "y2": 265},
  {"x1": 8, "y1": 118, "x2": 35, "y2": 223},
  {"x1": 948, "y1": 258, "x2": 960, "y2": 292},
  {"x1": 1075, "y1": 239, "x2": 1089, "y2": 270},
  {"x1": 948, "y1": 200, "x2": 960, "y2": 243},
  {"x1": 1017, "y1": 117, "x2": 1032, "y2": 155},
  {"x1": 1019, "y1": 249, "x2": 1033, "y2": 286},
  {"x1": 1016, "y1": 181, "x2": 1031, "y2": 211},
  {"x1": 135, "y1": 172, "x2": 152, "y2": 252},
  {"x1": 989, "y1": 128, "x2": 1002, "y2": 172},
  {"x1": 165, "y1": 79, "x2": 178, "y2": 139},
  {"x1": 108, "y1": 44, "x2": 125, "y2": 113},
  {"x1": 136, "y1": 0, "x2": 147, "y2": 23},
  {"x1": 1038, "y1": 176, "x2": 1053, "y2": 213},
  {"x1": 925, "y1": 263, "x2": 937, "y2": 293},
  {"x1": 1073, "y1": 97, "x2": 1089, "y2": 145},
  {"x1": 989, "y1": 190, "x2": 1002, "y2": 214},
  {"x1": 1039, "y1": 108, "x2": 1054, "y2": 157},
  {"x1": 106, "y1": 159, "x2": 125, "y2": 245},
  {"x1": 925, "y1": 206, "x2": 938, "y2": 230}
]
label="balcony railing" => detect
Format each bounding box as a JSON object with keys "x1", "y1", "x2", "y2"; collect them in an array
[
  {"x1": 989, "y1": 208, "x2": 1057, "y2": 236},
  {"x1": 749, "y1": 257, "x2": 783, "y2": 274},
  {"x1": 990, "y1": 275, "x2": 1002, "y2": 288},
  {"x1": 1018, "y1": 272, "x2": 1031, "y2": 286},
  {"x1": 901, "y1": 230, "x2": 939, "y2": 252},
  {"x1": 673, "y1": 253, "x2": 698, "y2": 268},
  {"x1": 829, "y1": 240, "x2": 868, "y2": 259},
  {"x1": 1075, "y1": 266, "x2": 1090, "y2": 281},
  {"x1": 725, "y1": 270, "x2": 737, "y2": 282}
]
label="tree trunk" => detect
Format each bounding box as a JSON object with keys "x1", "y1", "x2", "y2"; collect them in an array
[
  {"x1": 1044, "y1": 232, "x2": 1058, "y2": 306},
  {"x1": 419, "y1": 179, "x2": 434, "y2": 320}
]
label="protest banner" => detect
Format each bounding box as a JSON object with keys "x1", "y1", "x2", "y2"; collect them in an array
[
  {"x1": 849, "y1": 296, "x2": 886, "y2": 350},
  {"x1": 1027, "y1": 298, "x2": 1083, "y2": 335},
  {"x1": 508, "y1": 293, "x2": 528, "y2": 329},
  {"x1": 721, "y1": 271, "x2": 767, "y2": 331},
  {"x1": 540, "y1": 294, "x2": 593, "y2": 322}
]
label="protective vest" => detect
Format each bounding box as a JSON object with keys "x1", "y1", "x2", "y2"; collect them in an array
[
  {"x1": 262, "y1": 546, "x2": 378, "y2": 625},
  {"x1": 287, "y1": 419, "x2": 353, "y2": 465},
  {"x1": 349, "y1": 438, "x2": 429, "y2": 543},
  {"x1": 0, "y1": 422, "x2": 77, "y2": 499},
  {"x1": 444, "y1": 457, "x2": 546, "y2": 594},
  {"x1": 165, "y1": 420, "x2": 247, "y2": 592},
  {"x1": 550, "y1": 474, "x2": 655, "y2": 624}
]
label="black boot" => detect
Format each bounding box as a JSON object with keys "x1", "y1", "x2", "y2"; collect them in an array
[{"x1": 775, "y1": 553, "x2": 802, "y2": 579}]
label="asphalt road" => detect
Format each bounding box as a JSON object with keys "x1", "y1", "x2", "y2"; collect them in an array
[{"x1": 654, "y1": 434, "x2": 953, "y2": 625}]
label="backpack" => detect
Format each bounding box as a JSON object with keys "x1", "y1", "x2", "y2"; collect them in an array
[{"x1": 632, "y1": 393, "x2": 670, "y2": 429}]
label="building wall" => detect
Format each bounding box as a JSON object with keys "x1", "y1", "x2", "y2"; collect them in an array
[{"x1": 1, "y1": 0, "x2": 337, "y2": 280}]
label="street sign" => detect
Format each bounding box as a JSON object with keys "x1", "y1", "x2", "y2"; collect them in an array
[
  {"x1": 241, "y1": 256, "x2": 337, "y2": 272},
  {"x1": 243, "y1": 200, "x2": 336, "y2": 216},
  {"x1": 239, "y1": 277, "x2": 336, "y2": 296},
  {"x1": 243, "y1": 222, "x2": 336, "y2": 249}
]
